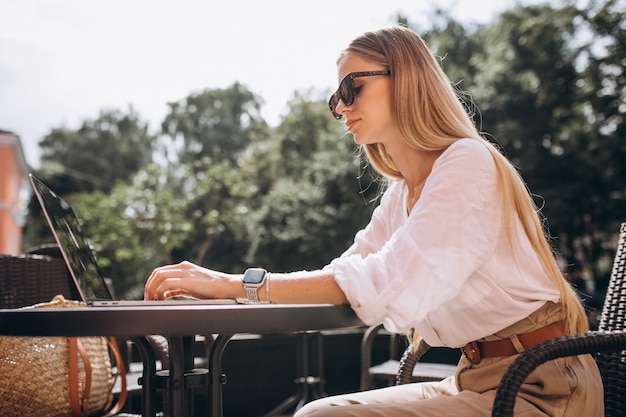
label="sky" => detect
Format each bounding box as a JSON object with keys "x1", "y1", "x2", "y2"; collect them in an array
[{"x1": 0, "y1": 0, "x2": 530, "y2": 168}]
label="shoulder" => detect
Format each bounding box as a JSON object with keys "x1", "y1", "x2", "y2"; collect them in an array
[
  {"x1": 445, "y1": 138, "x2": 493, "y2": 160},
  {"x1": 385, "y1": 179, "x2": 405, "y2": 194},
  {"x1": 437, "y1": 138, "x2": 496, "y2": 172},
  {"x1": 380, "y1": 180, "x2": 406, "y2": 205}
]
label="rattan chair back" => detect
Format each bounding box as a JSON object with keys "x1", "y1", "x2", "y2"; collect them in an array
[
  {"x1": 0, "y1": 245, "x2": 79, "y2": 309},
  {"x1": 490, "y1": 223, "x2": 626, "y2": 417},
  {"x1": 595, "y1": 222, "x2": 626, "y2": 415}
]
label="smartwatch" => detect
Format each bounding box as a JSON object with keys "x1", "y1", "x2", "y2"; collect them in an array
[{"x1": 242, "y1": 268, "x2": 267, "y2": 303}]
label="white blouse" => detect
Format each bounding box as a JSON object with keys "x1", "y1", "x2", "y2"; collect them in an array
[{"x1": 327, "y1": 139, "x2": 560, "y2": 347}]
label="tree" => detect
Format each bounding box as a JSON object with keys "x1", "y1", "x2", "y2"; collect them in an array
[
  {"x1": 61, "y1": 157, "x2": 257, "y2": 298},
  {"x1": 160, "y1": 83, "x2": 267, "y2": 165},
  {"x1": 23, "y1": 107, "x2": 156, "y2": 250},
  {"x1": 561, "y1": 0, "x2": 626, "y2": 287},
  {"x1": 468, "y1": 4, "x2": 588, "y2": 240},
  {"x1": 243, "y1": 92, "x2": 380, "y2": 270},
  {"x1": 156, "y1": 83, "x2": 273, "y2": 270},
  {"x1": 38, "y1": 107, "x2": 155, "y2": 193},
  {"x1": 576, "y1": 0, "x2": 626, "y2": 231}
]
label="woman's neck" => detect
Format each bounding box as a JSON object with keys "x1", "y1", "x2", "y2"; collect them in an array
[{"x1": 394, "y1": 148, "x2": 443, "y2": 213}]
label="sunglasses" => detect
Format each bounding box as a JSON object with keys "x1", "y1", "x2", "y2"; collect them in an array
[{"x1": 328, "y1": 70, "x2": 391, "y2": 120}]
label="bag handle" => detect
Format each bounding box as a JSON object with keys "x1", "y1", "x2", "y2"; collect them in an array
[
  {"x1": 69, "y1": 337, "x2": 128, "y2": 417},
  {"x1": 69, "y1": 338, "x2": 91, "y2": 416},
  {"x1": 102, "y1": 337, "x2": 127, "y2": 417}
]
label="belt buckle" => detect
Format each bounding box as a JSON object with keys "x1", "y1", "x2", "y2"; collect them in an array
[{"x1": 462, "y1": 341, "x2": 481, "y2": 365}]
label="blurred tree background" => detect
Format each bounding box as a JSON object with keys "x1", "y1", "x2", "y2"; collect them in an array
[{"x1": 22, "y1": 0, "x2": 625, "y2": 301}]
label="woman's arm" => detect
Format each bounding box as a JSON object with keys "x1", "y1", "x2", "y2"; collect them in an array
[
  {"x1": 260, "y1": 270, "x2": 349, "y2": 304},
  {"x1": 143, "y1": 261, "x2": 348, "y2": 304}
]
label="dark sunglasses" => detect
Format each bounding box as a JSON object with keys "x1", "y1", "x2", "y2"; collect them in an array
[{"x1": 328, "y1": 70, "x2": 391, "y2": 120}]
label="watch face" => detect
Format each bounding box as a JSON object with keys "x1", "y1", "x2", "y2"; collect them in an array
[{"x1": 243, "y1": 268, "x2": 266, "y2": 284}]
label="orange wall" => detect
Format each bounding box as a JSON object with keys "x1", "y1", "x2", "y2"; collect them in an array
[{"x1": 0, "y1": 132, "x2": 29, "y2": 255}]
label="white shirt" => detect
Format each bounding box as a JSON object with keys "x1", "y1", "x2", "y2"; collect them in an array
[{"x1": 327, "y1": 139, "x2": 560, "y2": 347}]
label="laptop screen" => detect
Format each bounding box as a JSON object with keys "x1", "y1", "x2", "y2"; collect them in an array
[{"x1": 29, "y1": 174, "x2": 114, "y2": 302}]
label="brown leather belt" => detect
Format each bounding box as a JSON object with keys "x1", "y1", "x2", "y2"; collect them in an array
[{"x1": 460, "y1": 319, "x2": 567, "y2": 364}]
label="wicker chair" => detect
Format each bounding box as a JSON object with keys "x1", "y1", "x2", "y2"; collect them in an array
[
  {"x1": 491, "y1": 221, "x2": 626, "y2": 417},
  {"x1": 0, "y1": 248, "x2": 79, "y2": 309},
  {"x1": 395, "y1": 335, "x2": 456, "y2": 386},
  {"x1": 361, "y1": 324, "x2": 458, "y2": 390}
]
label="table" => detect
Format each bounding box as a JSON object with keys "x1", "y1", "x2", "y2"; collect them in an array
[{"x1": 0, "y1": 303, "x2": 362, "y2": 417}]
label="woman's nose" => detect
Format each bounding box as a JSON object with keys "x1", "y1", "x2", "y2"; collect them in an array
[{"x1": 335, "y1": 98, "x2": 349, "y2": 118}]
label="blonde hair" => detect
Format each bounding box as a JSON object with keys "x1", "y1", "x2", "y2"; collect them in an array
[{"x1": 340, "y1": 25, "x2": 588, "y2": 335}]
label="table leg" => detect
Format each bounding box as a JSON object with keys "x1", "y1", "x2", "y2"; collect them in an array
[
  {"x1": 263, "y1": 331, "x2": 326, "y2": 417},
  {"x1": 157, "y1": 336, "x2": 211, "y2": 417},
  {"x1": 311, "y1": 331, "x2": 327, "y2": 400},
  {"x1": 209, "y1": 334, "x2": 235, "y2": 417},
  {"x1": 132, "y1": 336, "x2": 158, "y2": 417},
  {"x1": 167, "y1": 336, "x2": 187, "y2": 417}
]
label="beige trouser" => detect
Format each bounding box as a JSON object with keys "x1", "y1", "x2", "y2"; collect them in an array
[{"x1": 295, "y1": 302, "x2": 604, "y2": 417}]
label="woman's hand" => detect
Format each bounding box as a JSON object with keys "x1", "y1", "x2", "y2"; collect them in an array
[{"x1": 143, "y1": 261, "x2": 241, "y2": 300}]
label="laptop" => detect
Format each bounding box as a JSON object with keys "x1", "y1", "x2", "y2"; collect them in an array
[{"x1": 29, "y1": 174, "x2": 237, "y2": 306}]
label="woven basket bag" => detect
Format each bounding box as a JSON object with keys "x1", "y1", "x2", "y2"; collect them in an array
[{"x1": 0, "y1": 295, "x2": 127, "y2": 417}]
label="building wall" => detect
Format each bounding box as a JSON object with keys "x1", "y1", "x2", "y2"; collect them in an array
[{"x1": 0, "y1": 131, "x2": 29, "y2": 255}]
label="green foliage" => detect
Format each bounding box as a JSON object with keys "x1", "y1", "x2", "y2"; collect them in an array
[
  {"x1": 577, "y1": 0, "x2": 626, "y2": 221},
  {"x1": 23, "y1": 107, "x2": 156, "y2": 254},
  {"x1": 38, "y1": 107, "x2": 155, "y2": 193},
  {"x1": 243, "y1": 92, "x2": 379, "y2": 270},
  {"x1": 469, "y1": 3, "x2": 588, "y2": 239},
  {"x1": 67, "y1": 159, "x2": 255, "y2": 298},
  {"x1": 68, "y1": 187, "x2": 162, "y2": 299},
  {"x1": 160, "y1": 83, "x2": 267, "y2": 165}
]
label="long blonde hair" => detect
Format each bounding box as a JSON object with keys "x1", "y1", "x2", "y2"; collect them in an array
[{"x1": 339, "y1": 25, "x2": 588, "y2": 335}]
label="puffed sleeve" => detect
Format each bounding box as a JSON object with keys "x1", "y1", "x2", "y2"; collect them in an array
[{"x1": 328, "y1": 139, "x2": 503, "y2": 333}]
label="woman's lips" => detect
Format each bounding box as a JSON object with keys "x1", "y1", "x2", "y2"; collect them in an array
[{"x1": 346, "y1": 119, "x2": 359, "y2": 131}]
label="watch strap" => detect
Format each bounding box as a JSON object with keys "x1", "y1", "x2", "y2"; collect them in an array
[{"x1": 245, "y1": 286, "x2": 261, "y2": 303}]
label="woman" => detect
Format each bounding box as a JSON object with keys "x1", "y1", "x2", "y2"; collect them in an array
[{"x1": 144, "y1": 25, "x2": 603, "y2": 416}]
